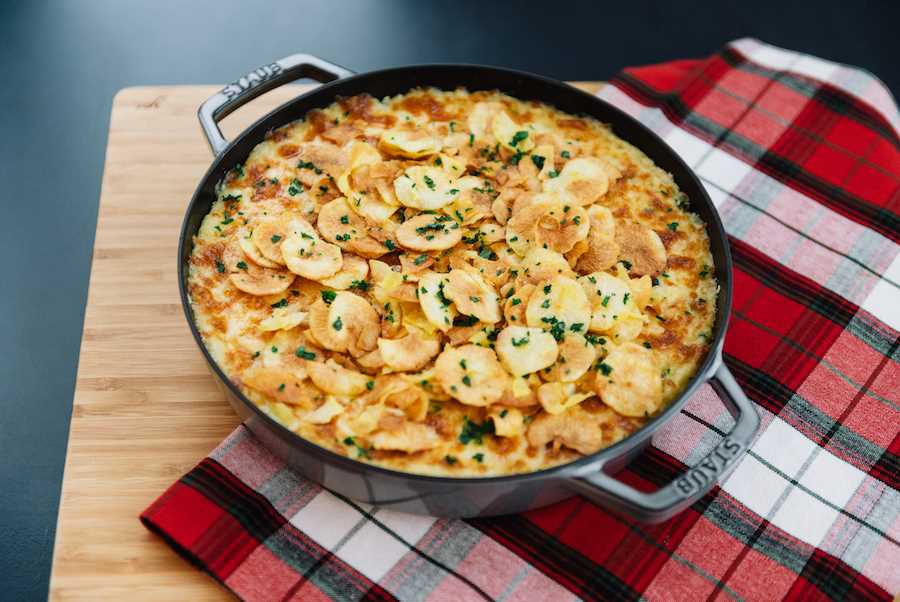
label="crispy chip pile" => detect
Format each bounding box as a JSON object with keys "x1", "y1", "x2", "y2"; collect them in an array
[{"x1": 187, "y1": 88, "x2": 718, "y2": 476}]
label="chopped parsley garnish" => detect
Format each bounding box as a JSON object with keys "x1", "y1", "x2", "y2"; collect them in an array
[
  {"x1": 340, "y1": 214, "x2": 349, "y2": 224},
  {"x1": 510, "y1": 298, "x2": 521, "y2": 306},
  {"x1": 549, "y1": 320, "x2": 567, "y2": 341},
  {"x1": 278, "y1": 383, "x2": 285, "y2": 391},
  {"x1": 297, "y1": 160, "x2": 323, "y2": 174},
  {"x1": 423, "y1": 175, "x2": 436, "y2": 190},
  {"x1": 667, "y1": 222, "x2": 679, "y2": 231},
  {"x1": 413, "y1": 254, "x2": 429, "y2": 266},
  {"x1": 459, "y1": 417, "x2": 495, "y2": 445},
  {"x1": 623, "y1": 293, "x2": 630, "y2": 304},
  {"x1": 271, "y1": 346, "x2": 279, "y2": 353},
  {"x1": 561, "y1": 150, "x2": 571, "y2": 159},
  {"x1": 620, "y1": 260, "x2": 632, "y2": 270},
  {"x1": 321, "y1": 290, "x2": 336, "y2": 304},
  {"x1": 236, "y1": 261, "x2": 248, "y2": 270},
  {"x1": 570, "y1": 323, "x2": 584, "y2": 332},
  {"x1": 601, "y1": 295, "x2": 611, "y2": 307},
  {"x1": 509, "y1": 131, "x2": 529, "y2": 147},
  {"x1": 531, "y1": 154, "x2": 545, "y2": 170},
  {"x1": 366, "y1": 380, "x2": 374, "y2": 391},
  {"x1": 295, "y1": 347, "x2": 316, "y2": 360},
  {"x1": 332, "y1": 316, "x2": 343, "y2": 331},
  {"x1": 215, "y1": 259, "x2": 225, "y2": 273},
  {"x1": 511, "y1": 335, "x2": 530, "y2": 347},
  {"x1": 541, "y1": 299, "x2": 551, "y2": 309},
  {"x1": 472, "y1": 453, "x2": 484, "y2": 463},
  {"x1": 468, "y1": 133, "x2": 474, "y2": 146},
  {"x1": 434, "y1": 157, "x2": 442, "y2": 166},
  {"x1": 643, "y1": 341, "x2": 652, "y2": 349},
  {"x1": 384, "y1": 239, "x2": 396, "y2": 250},
  {"x1": 597, "y1": 362, "x2": 613, "y2": 376},
  {"x1": 271, "y1": 234, "x2": 282, "y2": 243},
  {"x1": 500, "y1": 409, "x2": 508, "y2": 418},
  {"x1": 221, "y1": 217, "x2": 234, "y2": 225},
  {"x1": 478, "y1": 246, "x2": 496, "y2": 260},
  {"x1": 270, "y1": 298, "x2": 288, "y2": 308},
  {"x1": 288, "y1": 179, "x2": 303, "y2": 195},
  {"x1": 462, "y1": 375, "x2": 472, "y2": 386},
  {"x1": 548, "y1": 170, "x2": 560, "y2": 178},
  {"x1": 699, "y1": 265, "x2": 710, "y2": 279},
  {"x1": 445, "y1": 455, "x2": 458, "y2": 465},
  {"x1": 543, "y1": 284, "x2": 552, "y2": 294},
  {"x1": 453, "y1": 314, "x2": 479, "y2": 327}
]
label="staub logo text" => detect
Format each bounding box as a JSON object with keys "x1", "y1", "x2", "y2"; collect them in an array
[
  {"x1": 222, "y1": 63, "x2": 283, "y2": 100},
  {"x1": 675, "y1": 437, "x2": 743, "y2": 496}
]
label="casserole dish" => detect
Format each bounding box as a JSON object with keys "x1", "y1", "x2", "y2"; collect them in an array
[{"x1": 180, "y1": 53, "x2": 759, "y2": 521}]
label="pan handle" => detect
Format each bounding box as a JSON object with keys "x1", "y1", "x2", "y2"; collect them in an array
[
  {"x1": 198, "y1": 54, "x2": 355, "y2": 155},
  {"x1": 567, "y1": 361, "x2": 759, "y2": 523}
]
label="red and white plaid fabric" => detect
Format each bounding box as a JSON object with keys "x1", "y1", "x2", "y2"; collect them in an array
[{"x1": 142, "y1": 39, "x2": 900, "y2": 601}]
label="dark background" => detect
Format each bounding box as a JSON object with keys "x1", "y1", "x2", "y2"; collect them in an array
[{"x1": 0, "y1": 1, "x2": 895, "y2": 598}]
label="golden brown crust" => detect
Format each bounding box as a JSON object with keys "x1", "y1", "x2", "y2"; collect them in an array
[{"x1": 187, "y1": 88, "x2": 717, "y2": 477}]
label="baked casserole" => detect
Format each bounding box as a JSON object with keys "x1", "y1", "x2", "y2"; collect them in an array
[{"x1": 187, "y1": 88, "x2": 718, "y2": 476}]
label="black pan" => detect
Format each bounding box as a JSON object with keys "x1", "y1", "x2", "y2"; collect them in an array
[{"x1": 180, "y1": 53, "x2": 759, "y2": 522}]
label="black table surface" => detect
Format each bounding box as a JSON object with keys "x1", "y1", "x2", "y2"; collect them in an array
[{"x1": 1, "y1": 1, "x2": 895, "y2": 598}]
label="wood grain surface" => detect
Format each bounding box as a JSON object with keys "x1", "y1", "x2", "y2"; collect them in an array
[{"x1": 48, "y1": 82, "x2": 603, "y2": 601}]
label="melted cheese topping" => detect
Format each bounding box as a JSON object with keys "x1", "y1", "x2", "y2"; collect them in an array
[{"x1": 187, "y1": 88, "x2": 718, "y2": 477}]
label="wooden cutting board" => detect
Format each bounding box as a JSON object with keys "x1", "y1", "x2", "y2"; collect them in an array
[{"x1": 48, "y1": 82, "x2": 603, "y2": 601}]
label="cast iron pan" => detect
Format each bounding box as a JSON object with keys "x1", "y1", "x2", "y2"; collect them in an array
[{"x1": 179, "y1": 54, "x2": 759, "y2": 521}]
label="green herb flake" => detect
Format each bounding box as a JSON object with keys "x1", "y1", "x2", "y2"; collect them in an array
[
  {"x1": 509, "y1": 131, "x2": 529, "y2": 147},
  {"x1": 215, "y1": 260, "x2": 225, "y2": 273},
  {"x1": 271, "y1": 234, "x2": 282, "y2": 243},
  {"x1": 423, "y1": 175, "x2": 436, "y2": 190},
  {"x1": 511, "y1": 335, "x2": 530, "y2": 347},
  {"x1": 548, "y1": 170, "x2": 560, "y2": 178},
  {"x1": 295, "y1": 347, "x2": 316, "y2": 360},
  {"x1": 473, "y1": 453, "x2": 484, "y2": 463},
  {"x1": 598, "y1": 362, "x2": 613, "y2": 376},
  {"x1": 321, "y1": 290, "x2": 336, "y2": 304},
  {"x1": 667, "y1": 222, "x2": 679, "y2": 231},
  {"x1": 445, "y1": 455, "x2": 458, "y2": 465},
  {"x1": 236, "y1": 261, "x2": 248, "y2": 270},
  {"x1": 459, "y1": 417, "x2": 495, "y2": 445},
  {"x1": 531, "y1": 154, "x2": 545, "y2": 170},
  {"x1": 270, "y1": 298, "x2": 288, "y2": 308},
  {"x1": 561, "y1": 150, "x2": 571, "y2": 159},
  {"x1": 332, "y1": 316, "x2": 343, "y2": 331}
]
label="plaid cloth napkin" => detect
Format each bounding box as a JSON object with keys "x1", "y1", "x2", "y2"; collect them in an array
[{"x1": 142, "y1": 39, "x2": 900, "y2": 601}]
